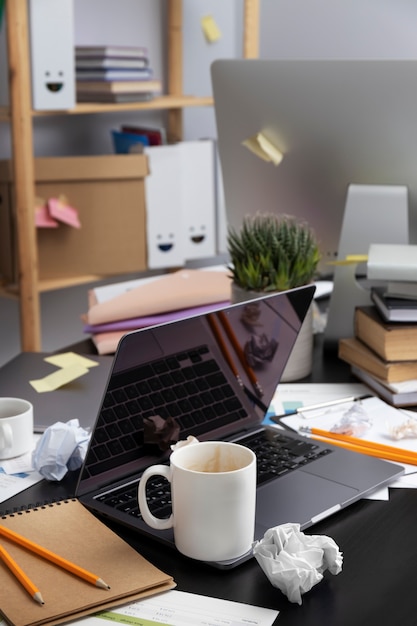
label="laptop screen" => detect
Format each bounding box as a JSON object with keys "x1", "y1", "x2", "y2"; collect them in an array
[{"x1": 77, "y1": 286, "x2": 315, "y2": 496}]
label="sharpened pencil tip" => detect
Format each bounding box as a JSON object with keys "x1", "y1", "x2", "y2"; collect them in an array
[
  {"x1": 96, "y1": 578, "x2": 110, "y2": 589},
  {"x1": 34, "y1": 591, "x2": 45, "y2": 605}
]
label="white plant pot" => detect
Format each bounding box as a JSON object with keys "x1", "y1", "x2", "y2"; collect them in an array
[{"x1": 230, "y1": 283, "x2": 314, "y2": 382}]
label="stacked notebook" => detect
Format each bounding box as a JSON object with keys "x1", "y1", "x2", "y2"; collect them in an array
[
  {"x1": 75, "y1": 45, "x2": 162, "y2": 103},
  {"x1": 338, "y1": 305, "x2": 417, "y2": 406}
]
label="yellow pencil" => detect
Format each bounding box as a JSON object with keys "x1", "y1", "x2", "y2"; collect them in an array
[
  {"x1": 0, "y1": 544, "x2": 44, "y2": 605},
  {"x1": 308, "y1": 427, "x2": 417, "y2": 464},
  {"x1": 0, "y1": 525, "x2": 110, "y2": 590},
  {"x1": 310, "y1": 431, "x2": 417, "y2": 466}
]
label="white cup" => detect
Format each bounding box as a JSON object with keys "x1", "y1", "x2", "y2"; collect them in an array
[
  {"x1": 138, "y1": 440, "x2": 257, "y2": 562},
  {"x1": 0, "y1": 398, "x2": 34, "y2": 460}
]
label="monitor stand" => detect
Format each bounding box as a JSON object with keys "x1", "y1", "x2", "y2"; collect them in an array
[{"x1": 324, "y1": 184, "x2": 409, "y2": 349}]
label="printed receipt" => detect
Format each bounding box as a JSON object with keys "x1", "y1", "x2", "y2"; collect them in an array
[{"x1": 66, "y1": 590, "x2": 279, "y2": 626}]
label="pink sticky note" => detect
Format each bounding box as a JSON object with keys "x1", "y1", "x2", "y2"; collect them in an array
[
  {"x1": 48, "y1": 196, "x2": 81, "y2": 228},
  {"x1": 35, "y1": 201, "x2": 59, "y2": 228}
]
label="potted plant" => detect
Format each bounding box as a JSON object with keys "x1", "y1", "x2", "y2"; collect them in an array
[{"x1": 227, "y1": 213, "x2": 320, "y2": 381}]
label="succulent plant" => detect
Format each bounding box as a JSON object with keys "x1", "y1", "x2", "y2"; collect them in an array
[{"x1": 227, "y1": 213, "x2": 320, "y2": 292}]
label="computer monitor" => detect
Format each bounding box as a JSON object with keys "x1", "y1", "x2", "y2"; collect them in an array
[{"x1": 211, "y1": 59, "x2": 417, "y2": 277}]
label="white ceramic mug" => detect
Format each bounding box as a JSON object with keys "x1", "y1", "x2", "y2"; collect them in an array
[
  {"x1": 0, "y1": 398, "x2": 34, "y2": 460},
  {"x1": 138, "y1": 440, "x2": 257, "y2": 562}
]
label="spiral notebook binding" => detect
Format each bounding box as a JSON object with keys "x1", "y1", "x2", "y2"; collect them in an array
[{"x1": 0, "y1": 498, "x2": 77, "y2": 518}]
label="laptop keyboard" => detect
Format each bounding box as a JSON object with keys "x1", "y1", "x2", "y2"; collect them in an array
[
  {"x1": 84, "y1": 345, "x2": 249, "y2": 478},
  {"x1": 95, "y1": 431, "x2": 333, "y2": 520}
]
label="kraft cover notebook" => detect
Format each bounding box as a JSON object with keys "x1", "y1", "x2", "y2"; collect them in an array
[{"x1": 0, "y1": 499, "x2": 174, "y2": 626}]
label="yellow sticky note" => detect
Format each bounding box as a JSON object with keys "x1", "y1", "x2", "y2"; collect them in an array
[
  {"x1": 44, "y1": 351, "x2": 99, "y2": 369},
  {"x1": 328, "y1": 254, "x2": 369, "y2": 266},
  {"x1": 256, "y1": 133, "x2": 284, "y2": 165},
  {"x1": 201, "y1": 15, "x2": 221, "y2": 43},
  {"x1": 242, "y1": 132, "x2": 284, "y2": 166},
  {"x1": 242, "y1": 136, "x2": 272, "y2": 162},
  {"x1": 30, "y1": 365, "x2": 90, "y2": 393}
]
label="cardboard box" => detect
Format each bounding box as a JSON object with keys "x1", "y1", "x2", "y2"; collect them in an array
[{"x1": 0, "y1": 154, "x2": 149, "y2": 282}]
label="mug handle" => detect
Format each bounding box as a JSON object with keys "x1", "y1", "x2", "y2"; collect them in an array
[
  {"x1": 138, "y1": 464, "x2": 173, "y2": 531},
  {"x1": 0, "y1": 423, "x2": 13, "y2": 450}
]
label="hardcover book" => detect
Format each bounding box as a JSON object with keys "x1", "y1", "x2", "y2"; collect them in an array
[
  {"x1": 75, "y1": 45, "x2": 148, "y2": 59},
  {"x1": 76, "y1": 92, "x2": 154, "y2": 104},
  {"x1": 338, "y1": 336, "x2": 417, "y2": 383},
  {"x1": 351, "y1": 365, "x2": 417, "y2": 407},
  {"x1": 76, "y1": 68, "x2": 153, "y2": 82},
  {"x1": 385, "y1": 280, "x2": 417, "y2": 300},
  {"x1": 367, "y1": 244, "x2": 417, "y2": 281},
  {"x1": 354, "y1": 305, "x2": 417, "y2": 361},
  {"x1": 76, "y1": 79, "x2": 162, "y2": 94},
  {"x1": 371, "y1": 287, "x2": 417, "y2": 323},
  {"x1": 76, "y1": 57, "x2": 149, "y2": 70}
]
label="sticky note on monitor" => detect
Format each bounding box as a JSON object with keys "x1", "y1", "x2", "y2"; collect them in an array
[{"x1": 242, "y1": 132, "x2": 284, "y2": 166}]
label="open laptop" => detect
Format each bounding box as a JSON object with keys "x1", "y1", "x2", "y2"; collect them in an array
[{"x1": 76, "y1": 286, "x2": 403, "y2": 568}]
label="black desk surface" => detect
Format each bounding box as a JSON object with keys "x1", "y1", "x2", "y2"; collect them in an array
[{"x1": 2, "y1": 336, "x2": 416, "y2": 626}]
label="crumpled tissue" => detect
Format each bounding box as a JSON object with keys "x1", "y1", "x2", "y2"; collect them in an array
[
  {"x1": 252, "y1": 523, "x2": 343, "y2": 605},
  {"x1": 32, "y1": 418, "x2": 91, "y2": 481}
]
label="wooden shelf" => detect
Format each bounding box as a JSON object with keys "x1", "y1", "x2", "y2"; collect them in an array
[
  {"x1": 1, "y1": 275, "x2": 109, "y2": 297},
  {"x1": 3, "y1": 0, "x2": 259, "y2": 352},
  {"x1": 0, "y1": 95, "x2": 214, "y2": 121}
]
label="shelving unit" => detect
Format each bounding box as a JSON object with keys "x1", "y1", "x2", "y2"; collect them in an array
[{"x1": 2, "y1": 0, "x2": 260, "y2": 352}]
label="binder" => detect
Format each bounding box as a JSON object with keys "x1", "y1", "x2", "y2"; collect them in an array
[{"x1": 0, "y1": 499, "x2": 174, "y2": 626}]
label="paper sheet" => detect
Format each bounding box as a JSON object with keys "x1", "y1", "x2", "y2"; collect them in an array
[
  {"x1": 68, "y1": 590, "x2": 278, "y2": 626},
  {"x1": 0, "y1": 435, "x2": 43, "y2": 503},
  {"x1": 267, "y1": 384, "x2": 417, "y2": 494},
  {"x1": 264, "y1": 382, "x2": 368, "y2": 425},
  {"x1": 279, "y1": 394, "x2": 417, "y2": 482},
  {"x1": 0, "y1": 468, "x2": 43, "y2": 503}
]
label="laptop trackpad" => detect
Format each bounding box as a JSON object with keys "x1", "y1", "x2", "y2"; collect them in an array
[{"x1": 255, "y1": 471, "x2": 358, "y2": 532}]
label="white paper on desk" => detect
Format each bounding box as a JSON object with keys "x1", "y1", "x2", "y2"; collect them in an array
[
  {"x1": 0, "y1": 468, "x2": 44, "y2": 503},
  {"x1": 281, "y1": 395, "x2": 417, "y2": 475},
  {"x1": 69, "y1": 590, "x2": 279, "y2": 626},
  {"x1": 264, "y1": 382, "x2": 368, "y2": 425},
  {"x1": 0, "y1": 435, "x2": 43, "y2": 503}
]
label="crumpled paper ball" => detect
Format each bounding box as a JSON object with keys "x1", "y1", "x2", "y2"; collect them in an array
[
  {"x1": 32, "y1": 418, "x2": 91, "y2": 481},
  {"x1": 170, "y1": 435, "x2": 199, "y2": 451},
  {"x1": 252, "y1": 523, "x2": 343, "y2": 605}
]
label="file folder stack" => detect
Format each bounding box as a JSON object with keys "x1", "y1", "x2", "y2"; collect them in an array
[{"x1": 83, "y1": 268, "x2": 232, "y2": 354}]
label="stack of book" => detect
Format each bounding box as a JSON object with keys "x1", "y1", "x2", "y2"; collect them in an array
[
  {"x1": 367, "y1": 243, "x2": 417, "y2": 322},
  {"x1": 75, "y1": 45, "x2": 162, "y2": 103},
  {"x1": 338, "y1": 305, "x2": 417, "y2": 406}
]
